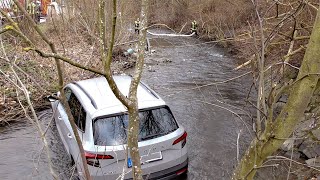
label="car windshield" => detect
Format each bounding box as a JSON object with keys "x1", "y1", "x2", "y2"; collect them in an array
[{"x1": 93, "y1": 106, "x2": 179, "y2": 146}]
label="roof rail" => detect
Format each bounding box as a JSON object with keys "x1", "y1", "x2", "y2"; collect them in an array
[
  {"x1": 126, "y1": 75, "x2": 159, "y2": 99},
  {"x1": 139, "y1": 82, "x2": 159, "y2": 99},
  {"x1": 71, "y1": 82, "x2": 98, "y2": 109}
]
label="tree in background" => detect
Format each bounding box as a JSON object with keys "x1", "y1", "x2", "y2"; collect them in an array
[
  {"x1": 233, "y1": 1, "x2": 320, "y2": 179},
  {"x1": 0, "y1": 0, "x2": 148, "y2": 179}
]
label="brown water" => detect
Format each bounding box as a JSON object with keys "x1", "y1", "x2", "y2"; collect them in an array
[{"x1": 0, "y1": 31, "x2": 254, "y2": 180}]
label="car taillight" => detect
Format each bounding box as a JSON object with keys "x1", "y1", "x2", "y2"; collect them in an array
[
  {"x1": 176, "y1": 167, "x2": 188, "y2": 175},
  {"x1": 85, "y1": 152, "x2": 114, "y2": 167},
  {"x1": 173, "y1": 131, "x2": 187, "y2": 148},
  {"x1": 85, "y1": 152, "x2": 114, "y2": 159}
]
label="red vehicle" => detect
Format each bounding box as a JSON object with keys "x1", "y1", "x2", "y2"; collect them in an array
[{"x1": 0, "y1": 0, "x2": 51, "y2": 17}]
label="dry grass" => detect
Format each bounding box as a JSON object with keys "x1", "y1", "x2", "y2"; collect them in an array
[
  {"x1": 149, "y1": 0, "x2": 253, "y2": 38},
  {"x1": 0, "y1": 10, "x2": 136, "y2": 125},
  {"x1": 149, "y1": 0, "x2": 317, "y2": 69}
]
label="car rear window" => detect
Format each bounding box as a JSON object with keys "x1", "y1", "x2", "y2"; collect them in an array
[{"x1": 93, "y1": 106, "x2": 179, "y2": 146}]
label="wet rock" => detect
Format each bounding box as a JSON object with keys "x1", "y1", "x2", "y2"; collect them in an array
[
  {"x1": 295, "y1": 118, "x2": 316, "y2": 137},
  {"x1": 312, "y1": 128, "x2": 320, "y2": 140},
  {"x1": 284, "y1": 150, "x2": 301, "y2": 159},
  {"x1": 147, "y1": 65, "x2": 155, "y2": 72},
  {"x1": 281, "y1": 139, "x2": 294, "y2": 151},
  {"x1": 278, "y1": 94, "x2": 288, "y2": 103},
  {"x1": 301, "y1": 148, "x2": 317, "y2": 159},
  {"x1": 294, "y1": 138, "x2": 304, "y2": 147},
  {"x1": 306, "y1": 158, "x2": 320, "y2": 166},
  {"x1": 299, "y1": 139, "x2": 320, "y2": 159},
  {"x1": 301, "y1": 147, "x2": 313, "y2": 159},
  {"x1": 162, "y1": 58, "x2": 172, "y2": 63}
]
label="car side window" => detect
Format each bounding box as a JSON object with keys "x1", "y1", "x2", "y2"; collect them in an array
[{"x1": 65, "y1": 88, "x2": 86, "y2": 132}]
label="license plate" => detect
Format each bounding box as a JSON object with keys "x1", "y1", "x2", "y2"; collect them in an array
[
  {"x1": 127, "y1": 158, "x2": 133, "y2": 168},
  {"x1": 127, "y1": 152, "x2": 162, "y2": 168}
]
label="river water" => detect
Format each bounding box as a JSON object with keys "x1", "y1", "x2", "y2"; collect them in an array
[{"x1": 0, "y1": 31, "x2": 254, "y2": 179}]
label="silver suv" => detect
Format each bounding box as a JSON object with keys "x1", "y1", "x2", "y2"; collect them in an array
[{"x1": 50, "y1": 75, "x2": 188, "y2": 179}]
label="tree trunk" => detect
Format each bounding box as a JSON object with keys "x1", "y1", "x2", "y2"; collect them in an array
[
  {"x1": 128, "y1": 105, "x2": 143, "y2": 180},
  {"x1": 101, "y1": 0, "x2": 149, "y2": 179},
  {"x1": 126, "y1": 0, "x2": 149, "y2": 179},
  {"x1": 233, "y1": 7, "x2": 320, "y2": 180}
]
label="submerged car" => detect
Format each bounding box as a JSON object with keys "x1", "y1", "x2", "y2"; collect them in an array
[{"x1": 50, "y1": 75, "x2": 188, "y2": 179}]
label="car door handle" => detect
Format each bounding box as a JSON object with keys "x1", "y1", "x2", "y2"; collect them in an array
[
  {"x1": 67, "y1": 133, "x2": 73, "y2": 139},
  {"x1": 58, "y1": 116, "x2": 62, "y2": 120}
]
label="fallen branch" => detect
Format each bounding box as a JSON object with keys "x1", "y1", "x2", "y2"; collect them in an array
[
  {"x1": 268, "y1": 156, "x2": 320, "y2": 172},
  {"x1": 233, "y1": 55, "x2": 255, "y2": 70}
]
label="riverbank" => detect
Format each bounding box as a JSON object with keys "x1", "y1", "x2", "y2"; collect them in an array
[{"x1": 0, "y1": 22, "x2": 137, "y2": 126}]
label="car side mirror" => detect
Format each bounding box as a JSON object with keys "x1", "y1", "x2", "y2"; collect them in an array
[{"x1": 46, "y1": 93, "x2": 58, "y2": 102}]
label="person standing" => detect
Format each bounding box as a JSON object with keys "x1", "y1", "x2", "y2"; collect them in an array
[
  {"x1": 35, "y1": 1, "x2": 41, "y2": 23},
  {"x1": 191, "y1": 20, "x2": 198, "y2": 35},
  {"x1": 27, "y1": 0, "x2": 36, "y2": 22}
]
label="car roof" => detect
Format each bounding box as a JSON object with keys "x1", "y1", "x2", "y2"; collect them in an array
[{"x1": 68, "y1": 75, "x2": 166, "y2": 117}]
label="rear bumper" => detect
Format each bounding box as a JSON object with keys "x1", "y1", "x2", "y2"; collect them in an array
[{"x1": 127, "y1": 158, "x2": 188, "y2": 180}]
